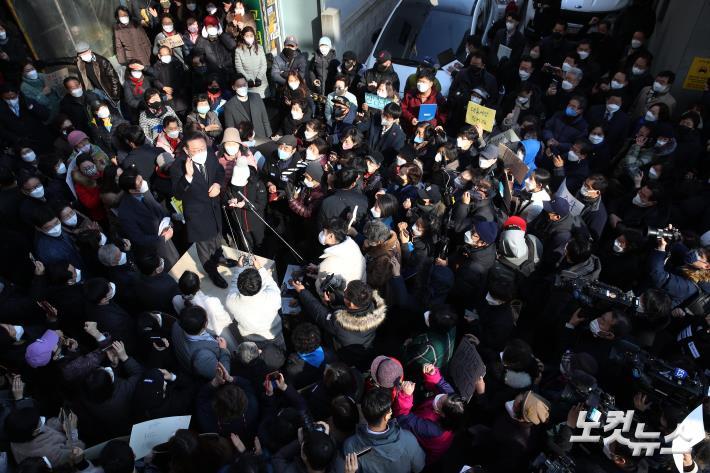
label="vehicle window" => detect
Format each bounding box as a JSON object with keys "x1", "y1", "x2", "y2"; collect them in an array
[{"x1": 376, "y1": 1, "x2": 474, "y2": 66}]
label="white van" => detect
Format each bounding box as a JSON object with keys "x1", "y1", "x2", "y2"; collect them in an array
[{"x1": 366, "y1": 0, "x2": 631, "y2": 96}]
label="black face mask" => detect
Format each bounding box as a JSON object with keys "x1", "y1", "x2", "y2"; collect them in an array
[
  {"x1": 208, "y1": 86, "x2": 221, "y2": 93},
  {"x1": 376, "y1": 63, "x2": 388, "y2": 72},
  {"x1": 334, "y1": 107, "x2": 347, "y2": 119},
  {"x1": 343, "y1": 60, "x2": 356, "y2": 71},
  {"x1": 149, "y1": 101, "x2": 163, "y2": 110},
  {"x1": 552, "y1": 32, "x2": 563, "y2": 41},
  {"x1": 283, "y1": 48, "x2": 295, "y2": 59},
  {"x1": 470, "y1": 66, "x2": 482, "y2": 75}
]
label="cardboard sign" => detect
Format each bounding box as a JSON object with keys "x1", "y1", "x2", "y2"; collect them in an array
[
  {"x1": 465, "y1": 102, "x2": 495, "y2": 132},
  {"x1": 498, "y1": 144, "x2": 529, "y2": 184},
  {"x1": 364, "y1": 92, "x2": 392, "y2": 110},
  {"x1": 683, "y1": 56, "x2": 710, "y2": 91},
  {"x1": 497, "y1": 44, "x2": 512, "y2": 61},
  {"x1": 129, "y1": 415, "x2": 191, "y2": 459},
  {"x1": 448, "y1": 335, "x2": 485, "y2": 402},
  {"x1": 418, "y1": 104, "x2": 437, "y2": 122},
  {"x1": 555, "y1": 178, "x2": 585, "y2": 217},
  {"x1": 160, "y1": 34, "x2": 184, "y2": 49},
  {"x1": 488, "y1": 129, "x2": 520, "y2": 147}
]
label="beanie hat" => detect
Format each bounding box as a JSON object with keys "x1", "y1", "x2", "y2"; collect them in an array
[
  {"x1": 318, "y1": 36, "x2": 332, "y2": 48},
  {"x1": 25, "y1": 330, "x2": 60, "y2": 368},
  {"x1": 203, "y1": 15, "x2": 220, "y2": 27},
  {"x1": 75, "y1": 41, "x2": 91, "y2": 54},
  {"x1": 370, "y1": 356, "x2": 403, "y2": 388},
  {"x1": 343, "y1": 51, "x2": 357, "y2": 62},
  {"x1": 521, "y1": 391, "x2": 550, "y2": 425},
  {"x1": 473, "y1": 220, "x2": 498, "y2": 245},
  {"x1": 67, "y1": 130, "x2": 89, "y2": 148},
  {"x1": 134, "y1": 369, "x2": 165, "y2": 411},
  {"x1": 221, "y1": 127, "x2": 242, "y2": 144},
  {"x1": 305, "y1": 162, "x2": 324, "y2": 182},
  {"x1": 500, "y1": 229, "x2": 528, "y2": 264},
  {"x1": 231, "y1": 156, "x2": 250, "y2": 186}
]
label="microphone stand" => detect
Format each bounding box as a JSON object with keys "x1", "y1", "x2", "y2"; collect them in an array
[{"x1": 236, "y1": 190, "x2": 305, "y2": 263}]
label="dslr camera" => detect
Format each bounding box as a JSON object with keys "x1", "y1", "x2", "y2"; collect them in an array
[
  {"x1": 647, "y1": 226, "x2": 682, "y2": 242},
  {"x1": 554, "y1": 277, "x2": 639, "y2": 310}
]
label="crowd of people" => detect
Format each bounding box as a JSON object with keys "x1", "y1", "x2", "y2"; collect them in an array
[{"x1": 1, "y1": 0, "x2": 710, "y2": 472}]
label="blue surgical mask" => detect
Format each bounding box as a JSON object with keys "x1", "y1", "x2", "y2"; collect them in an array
[
  {"x1": 565, "y1": 106, "x2": 577, "y2": 117},
  {"x1": 413, "y1": 136, "x2": 423, "y2": 144},
  {"x1": 278, "y1": 148, "x2": 291, "y2": 160}
]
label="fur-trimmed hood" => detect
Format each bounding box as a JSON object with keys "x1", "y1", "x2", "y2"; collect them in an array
[
  {"x1": 333, "y1": 291, "x2": 387, "y2": 333},
  {"x1": 504, "y1": 369, "x2": 532, "y2": 389},
  {"x1": 681, "y1": 266, "x2": 710, "y2": 284}
]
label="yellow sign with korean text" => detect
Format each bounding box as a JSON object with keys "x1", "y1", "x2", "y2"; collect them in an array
[
  {"x1": 683, "y1": 57, "x2": 710, "y2": 91},
  {"x1": 465, "y1": 102, "x2": 496, "y2": 132}
]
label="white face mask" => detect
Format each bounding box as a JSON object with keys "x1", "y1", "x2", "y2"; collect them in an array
[
  {"x1": 96, "y1": 107, "x2": 110, "y2": 119},
  {"x1": 304, "y1": 130, "x2": 318, "y2": 141},
  {"x1": 370, "y1": 206, "x2": 381, "y2": 218},
  {"x1": 505, "y1": 21, "x2": 516, "y2": 31},
  {"x1": 524, "y1": 178, "x2": 536, "y2": 191},
  {"x1": 579, "y1": 185, "x2": 594, "y2": 198},
  {"x1": 160, "y1": 55, "x2": 172, "y2": 64},
  {"x1": 577, "y1": 50, "x2": 590, "y2": 60},
  {"x1": 411, "y1": 225, "x2": 423, "y2": 237},
  {"x1": 589, "y1": 318, "x2": 602, "y2": 336},
  {"x1": 74, "y1": 268, "x2": 82, "y2": 284},
  {"x1": 188, "y1": 24, "x2": 199, "y2": 33},
  {"x1": 632, "y1": 192, "x2": 652, "y2": 207},
  {"x1": 486, "y1": 292, "x2": 504, "y2": 305},
  {"x1": 139, "y1": 180, "x2": 149, "y2": 194},
  {"x1": 561, "y1": 62, "x2": 572, "y2": 73},
  {"x1": 396, "y1": 156, "x2": 406, "y2": 166},
  {"x1": 70, "y1": 87, "x2": 84, "y2": 98},
  {"x1": 22, "y1": 151, "x2": 36, "y2": 162},
  {"x1": 99, "y1": 232, "x2": 107, "y2": 246},
  {"x1": 456, "y1": 137, "x2": 468, "y2": 149},
  {"x1": 655, "y1": 139, "x2": 668, "y2": 148},
  {"x1": 29, "y1": 185, "x2": 44, "y2": 199},
  {"x1": 610, "y1": 80, "x2": 624, "y2": 90},
  {"x1": 291, "y1": 110, "x2": 304, "y2": 120},
  {"x1": 561, "y1": 80, "x2": 574, "y2": 91},
  {"x1": 434, "y1": 153, "x2": 443, "y2": 163},
  {"x1": 588, "y1": 134, "x2": 604, "y2": 145},
  {"x1": 648, "y1": 167, "x2": 659, "y2": 179},
  {"x1": 25, "y1": 69, "x2": 38, "y2": 80},
  {"x1": 80, "y1": 52, "x2": 93, "y2": 62},
  {"x1": 518, "y1": 69, "x2": 530, "y2": 80},
  {"x1": 236, "y1": 86, "x2": 248, "y2": 97},
  {"x1": 529, "y1": 50, "x2": 540, "y2": 59},
  {"x1": 191, "y1": 151, "x2": 207, "y2": 165},
  {"x1": 606, "y1": 103, "x2": 620, "y2": 113},
  {"x1": 288, "y1": 81, "x2": 299, "y2": 90},
  {"x1": 416, "y1": 81, "x2": 430, "y2": 93},
  {"x1": 567, "y1": 150, "x2": 580, "y2": 162},
  {"x1": 464, "y1": 230, "x2": 474, "y2": 246},
  {"x1": 103, "y1": 366, "x2": 115, "y2": 383},
  {"x1": 235, "y1": 7, "x2": 245, "y2": 15},
  {"x1": 505, "y1": 400, "x2": 517, "y2": 419},
  {"x1": 45, "y1": 222, "x2": 62, "y2": 237},
  {"x1": 319, "y1": 46, "x2": 331, "y2": 56},
  {"x1": 423, "y1": 311, "x2": 431, "y2": 327},
  {"x1": 318, "y1": 230, "x2": 328, "y2": 245},
  {"x1": 303, "y1": 179, "x2": 314, "y2": 188},
  {"x1": 36, "y1": 416, "x2": 46, "y2": 431},
  {"x1": 305, "y1": 149, "x2": 319, "y2": 161},
  {"x1": 652, "y1": 81, "x2": 668, "y2": 94},
  {"x1": 119, "y1": 16, "x2": 130, "y2": 25},
  {"x1": 644, "y1": 111, "x2": 656, "y2": 122},
  {"x1": 612, "y1": 238, "x2": 624, "y2": 253},
  {"x1": 167, "y1": 129, "x2": 180, "y2": 139},
  {"x1": 163, "y1": 24, "x2": 174, "y2": 33},
  {"x1": 224, "y1": 144, "x2": 239, "y2": 156},
  {"x1": 207, "y1": 27, "x2": 219, "y2": 36},
  {"x1": 107, "y1": 281, "x2": 116, "y2": 300},
  {"x1": 245, "y1": 37, "x2": 255, "y2": 45},
  {"x1": 207, "y1": 6, "x2": 217, "y2": 14},
  {"x1": 631, "y1": 39, "x2": 642, "y2": 49},
  {"x1": 376, "y1": 89, "x2": 388, "y2": 98},
  {"x1": 632, "y1": 66, "x2": 645, "y2": 76},
  {"x1": 130, "y1": 70, "x2": 143, "y2": 79},
  {"x1": 63, "y1": 213, "x2": 78, "y2": 227}
]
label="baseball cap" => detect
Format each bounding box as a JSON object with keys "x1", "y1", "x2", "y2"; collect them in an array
[
  {"x1": 543, "y1": 198, "x2": 570, "y2": 217},
  {"x1": 473, "y1": 220, "x2": 498, "y2": 245},
  {"x1": 331, "y1": 95, "x2": 351, "y2": 108},
  {"x1": 25, "y1": 330, "x2": 60, "y2": 368},
  {"x1": 284, "y1": 35, "x2": 298, "y2": 47},
  {"x1": 503, "y1": 216, "x2": 527, "y2": 232},
  {"x1": 278, "y1": 135, "x2": 298, "y2": 148},
  {"x1": 365, "y1": 151, "x2": 384, "y2": 166},
  {"x1": 417, "y1": 184, "x2": 442, "y2": 204},
  {"x1": 376, "y1": 50, "x2": 392, "y2": 64}
]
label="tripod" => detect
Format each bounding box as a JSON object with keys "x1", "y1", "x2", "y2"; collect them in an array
[
  {"x1": 222, "y1": 205, "x2": 255, "y2": 265},
  {"x1": 235, "y1": 190, "x2": 305, "y2": 263}
]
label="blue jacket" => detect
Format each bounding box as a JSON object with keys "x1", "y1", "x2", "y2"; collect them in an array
[
  {"x1": 34, "y1": 231, "x2": 84, "y2": 269},
  {"x1": 648, "y1": 249, "x2": 710, "y2": 308},
  {"x1": 343, "y1": 420, "x2": 426, "y2": 473},
  {"x1": 543, "y1": 112, "x2": 588, "y2": 154}
]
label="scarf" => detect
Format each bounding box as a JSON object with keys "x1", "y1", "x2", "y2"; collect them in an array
[
  {"x1": 129, "y1": 75, "x2": 144, "y2": 96},
  {"x1": 166, "y1": 135, "x2": 179, "y2": 150},
  {"x1": 207, "y1": 90, "x2": 222, "y2": 103},
  {"x1": 298, "y1": 346, "x2": 325, "y2": 368}
]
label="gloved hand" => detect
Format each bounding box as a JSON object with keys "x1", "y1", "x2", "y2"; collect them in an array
[{"x1": 247, "y1": 79, "x2": 255, "y2": 88}]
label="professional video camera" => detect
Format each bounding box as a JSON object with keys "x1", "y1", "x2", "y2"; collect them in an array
[
  {"x1": 531, "y1": 453, "x2": 575, "y2": 473},
  {"x1": 554, "y1": 277, "x2": 640, "y2": 310},
  {"x1": 647, "y1": 226, "x2": 682, "y2": 242},
  {"x1": 610, "y1": 340, "x2": 709, "y2": 407}
]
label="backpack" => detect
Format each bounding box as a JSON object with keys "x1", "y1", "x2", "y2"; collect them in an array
[
  {"x1": 683, "y1": 282, "x2": 710, "y2": 316},
  {"x1": 497, "y1": 235, "x2": 537, "y2": 278}
]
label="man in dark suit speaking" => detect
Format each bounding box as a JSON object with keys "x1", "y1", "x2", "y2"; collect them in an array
[{"x1": 171, "y1": 131, "x2": 235, "y2": 288}]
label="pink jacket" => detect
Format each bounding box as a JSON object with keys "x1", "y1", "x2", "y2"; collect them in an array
[{"x1": 393, "y1": 367, "x2": 455, "y2": 464}]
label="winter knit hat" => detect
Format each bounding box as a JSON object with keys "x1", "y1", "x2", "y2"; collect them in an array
[
  {"x1": 67, "y1": 130, "x2": 89, "y2": 148},
  {"x1": 24, "y1": 330, "x2": 60, "y2": 368},
  {"x1": 370, "y1": 356, "x2": 403, "y2": 388},
  {"x1": 318, "y1": 36, "x2": 332, "y2": 48},
  {"x1": 203, "y1": 15, "x2": 220, "y2": 27},
  {"x1": 473, "y1": 220, "x2": 498, "y2": 245},
  {"x1": 305, "y1": 161, "x2": 324, "y2": 182},
  {"x1": 521, "y1": 391, "x2": 550, "y2": 425}
]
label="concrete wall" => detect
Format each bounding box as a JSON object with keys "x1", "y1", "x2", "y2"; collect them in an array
[
  {"x1": 324, "y1": 0, "x2": 398, "y2": 61},
  {"x1": 647, "y1": 0, "x2": 710, "y2": 114},
  {"x1": 279, "y1": 0, "x2": 320, "y2": 55}
]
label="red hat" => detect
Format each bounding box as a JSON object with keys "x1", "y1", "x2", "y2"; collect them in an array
[
  {"x1": 203, "y1": 15, "x2": 220, "y2": 27},
  {"x1": 503, "y1": 216, "x2": 527, "y2": 232}
]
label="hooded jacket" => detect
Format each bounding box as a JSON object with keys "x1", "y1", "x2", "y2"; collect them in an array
[
  {"x1": 316, "y1": 237, "x2": 367, "y2": 291},
  {"x1": 343, "y1": 420, "x2": 426, "y2": 473}
]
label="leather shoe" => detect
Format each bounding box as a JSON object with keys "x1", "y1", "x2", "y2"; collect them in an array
[
  {"x1": 207, "y1": 269, "x2": 228, "y2": 288},
  {"x1": 218, "y1": 257, "x2": 238, "y2": 268}
]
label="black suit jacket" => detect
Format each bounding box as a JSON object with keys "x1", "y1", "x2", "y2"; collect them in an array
[
  {"x1": 586, "y1": 105, "x2": 630, "y2": 156},
  {"x1": 117, "y1": 193, "x2": 168, "y2": 250},
  {"x1": 134, "y1": 273, "x2": 180, "y2": 315},
  {"x1": 122, "y1": 144, "x2": 162, "y2": 182},
  {"x1": 170, "y1": 150, "x2": 225, "y2": 242},
  {"x1": 358, "y1": 114, "x2": 405, "y2": 166},
  {"x1": 223, "y1": 93, "x2": 272, "y2": 138}
]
